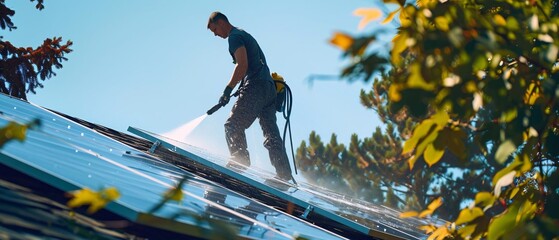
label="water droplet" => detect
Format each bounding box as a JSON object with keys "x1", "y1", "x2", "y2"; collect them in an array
[
  {"x1": 67, "y1": 125, "x2": 71, "y2": 129},
  {"x1": 80, "y1": 133, "x2": 84, "y2": 136},
  {"x1": 109, "y1": 148, "x2": 113, "y2": 152},
  {"x1": 52, "y1": 118, "x2": 56, "y2": 121},
  {"x1": 75, "y1": 150, "x2": 79, "y2": 153},
  {"x1": 88, "y1": 174, "x2": 92, "y2": 178},
  {"x1": 87, "y1": 162, "x2": 91, "y2": 166},
  {"x1": 13, "y1": 107, "x2": 16, "y2": 110}
]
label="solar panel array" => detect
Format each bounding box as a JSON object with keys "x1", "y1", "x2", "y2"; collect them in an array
[
  {"x1": 129, "y1": 127, "x2": 428, "y2": 240},
  {"x1": 0, "y1": 93, "x2": 350, "y2": 240}
]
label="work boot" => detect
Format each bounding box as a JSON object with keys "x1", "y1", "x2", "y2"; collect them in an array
[
  {"x1": 270, "y1": 151, "x2": 292, "y2": 182},
  {"x1": 227, "y1": 149, "x2": 250, "y2": 168},
  {"x1": 275, "y1": 169, "x2": 293, "y2": 182},
  {"x1": 274, "y1": 159, "x2": 293, "y2": 182}
]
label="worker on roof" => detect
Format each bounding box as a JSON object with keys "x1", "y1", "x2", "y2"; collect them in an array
[{"x1": 207, "y1": 11, "x2": 293, "y2": 182}]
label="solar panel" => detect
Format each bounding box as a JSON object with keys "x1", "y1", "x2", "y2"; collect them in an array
[
  {"x1": 128, "y1": 127, "x2": 428, "y2": 240},
  {"x1": 0, "y1": 93, "x2": 347, "y2": 240}
]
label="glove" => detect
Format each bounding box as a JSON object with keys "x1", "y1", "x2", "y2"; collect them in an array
[{"x1": 219, "y1": 86, "x2": 233, "y2": 106}]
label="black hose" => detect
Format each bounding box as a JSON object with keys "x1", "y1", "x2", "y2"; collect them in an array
[{"x1": 274, "y1": 80, "x2": 297, "y2": 176}]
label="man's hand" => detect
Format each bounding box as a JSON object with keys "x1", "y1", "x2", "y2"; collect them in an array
[{"x1": 219, "y1": 86, "x2": 233, "y2": 106}]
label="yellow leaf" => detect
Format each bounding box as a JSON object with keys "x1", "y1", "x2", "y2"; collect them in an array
[
  {"x1": 455, "y1": 207, "x2": 484, "y2": 225},
  {"x1": 413, "y1": 124, "x2": 439, "y2": 158},
  {"x1": 427, "y1": 226, "x2": 450, "y2": 240},
  {"x1": 419, "y1": 225, "x2": 437, "y2": 234},
  {"x1": 510, "y1": 187, "x2": 520, "y2": 199},
  {"x1": 400, "y1": 211, "x2": 419, "y2": 218},
  {"x1": 102, "y1": 187, "x2": 120, "y2": 201},
  {"x1": 408, "y1": 63, "x2": 435, "y2": 90},
  {"x1": 465, "y1": 81, "x2": 477, "y2": 93},
  {"x1": 435, "y1": 16, "x2": 449, "y2": 31},
  {"x1": 388, "y1": 84, "x2": 402, "y2": 102},
  {"x1": 419, "y1": 209, "x2": 432, "y2": 218},
  {"x1": 432, "y1": 111, "x2": 450, "y2": 127},
  {"x1": 399, "y1": 7, "x2": 412, "y2": 27},
  {"x1": 403, "y1": 118, "x2": 436, "y2": 154},
  {"x1": 67, "y1": 187, "x2": 120, "y2": 214},
  {"x1": 87, "y1": 199, "x2": 108, "y2": 214},
  {"x1": 457, "y1": 224, "x2": 477, "y2": 238},
  {"x1": 424, "y1": 143, "x2": 444, "y2": 167},
  {"x1": 330, "y1": 32, "x2": 354, "y2": 51},
  {"x1": 494, "y1": 170, "x2": 516, "y2": 196},
  {"x1": 493, "y1": 14, "x2": 506, "y2": 26},
  {"x1": 517, "y1": 200, "x2": 538, "y2": 223},
  {"x1": 391, "y1": 33, "x2": 408, "y2": 65},
  {"x1": 353, "y1": 8, "x2": 382, "y2": 30},
  {"x1": 164, "y1": 186, "x2": 184, "y2": 202},
  {"x1": 419, "y1": 197, "x2": 443, "y2": 218},
  {"x1": 474, "y1": 192, "x2": 496, "y2": 209},
  {"x1": 492, "y1": 157, "x2": 523, "y2": 186},
  {"x1": 520, "y1": 154, "x2": 532, "y2": 173},
  {"x1": 0, "y1": 122, "x2": 27, "y2": 143},
  {"x1": 500, "y1": 108, "x2": 518, "y2": 123},
  {"x1": 524, "y1": 82, "x2": 541, "y2": 105},
  {"x1": 495, "y1": 140, "x2": 516, "y2": 164},
  {"x1": 67, "y1": 188, "x2": 98, "y2": 208},
  {"x1": 383, "y1": 8, "x2": 401, "y2": 24},
  {"x1": 427, "y1": 197, "x2": 443, "y2": 211}
]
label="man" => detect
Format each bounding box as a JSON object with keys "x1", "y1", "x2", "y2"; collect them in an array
[{"x1": 207, "y1": 12, "x2": 293, "y2": 181}]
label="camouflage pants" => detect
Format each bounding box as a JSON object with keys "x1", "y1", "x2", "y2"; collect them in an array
[{"x1": 224, "y1": 80, "x2": 292, "y2": 178}]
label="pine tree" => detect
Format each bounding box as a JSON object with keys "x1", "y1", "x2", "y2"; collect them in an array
[{"x1": 0, "y1": 0, "x2": 72, "y2": 100}]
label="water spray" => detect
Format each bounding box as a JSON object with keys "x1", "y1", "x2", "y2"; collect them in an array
[{"x1": 162, "y1": 114, "x2": 208, "y2": 141}]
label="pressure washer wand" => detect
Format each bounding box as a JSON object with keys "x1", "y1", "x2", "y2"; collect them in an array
[
  {"x1": 206, "y1": 87, "x2": 241, "y2": 115},
  {"x1": 206, "y1": 102, "x2": 224, "y2": 115}
]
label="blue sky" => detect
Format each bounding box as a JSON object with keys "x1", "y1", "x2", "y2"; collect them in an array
[{"x1": 5, "y1": 1, "x2": 388, "y2": 170}]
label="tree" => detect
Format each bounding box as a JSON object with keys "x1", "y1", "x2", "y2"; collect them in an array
[
  {"x1": 299, "y1": 0, "x2": 559, "y2": 238},
  {"x1": 298, "y1": 65, "x2": 496, "y2": 221},
  {"x1": 0, "y1": 0, "x2": 72, "y2": 100}
]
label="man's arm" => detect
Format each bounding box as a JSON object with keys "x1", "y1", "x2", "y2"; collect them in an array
[{"x1": 227, "y1": 46, "x2": 248, "y2": 88}]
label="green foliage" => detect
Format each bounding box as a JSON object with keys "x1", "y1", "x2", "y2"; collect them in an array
[
  {"x1": 300, "y1": 0, "x2": 559, "y2": 238},
  {"x1": 0, "y1": 0, "x2": 72, "y2": 100},
  {"x1": 298, "y1": 79, "x2": 493, "y2": 220}
]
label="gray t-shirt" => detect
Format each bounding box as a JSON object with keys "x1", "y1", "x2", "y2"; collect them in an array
[{"x1": 228, "y1": 27, "x2": 270, "y2": 83}]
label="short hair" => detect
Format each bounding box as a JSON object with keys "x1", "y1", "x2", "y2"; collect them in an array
[{"x1": 207, "y1": 11, "x2": 229, "y2": 28}]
